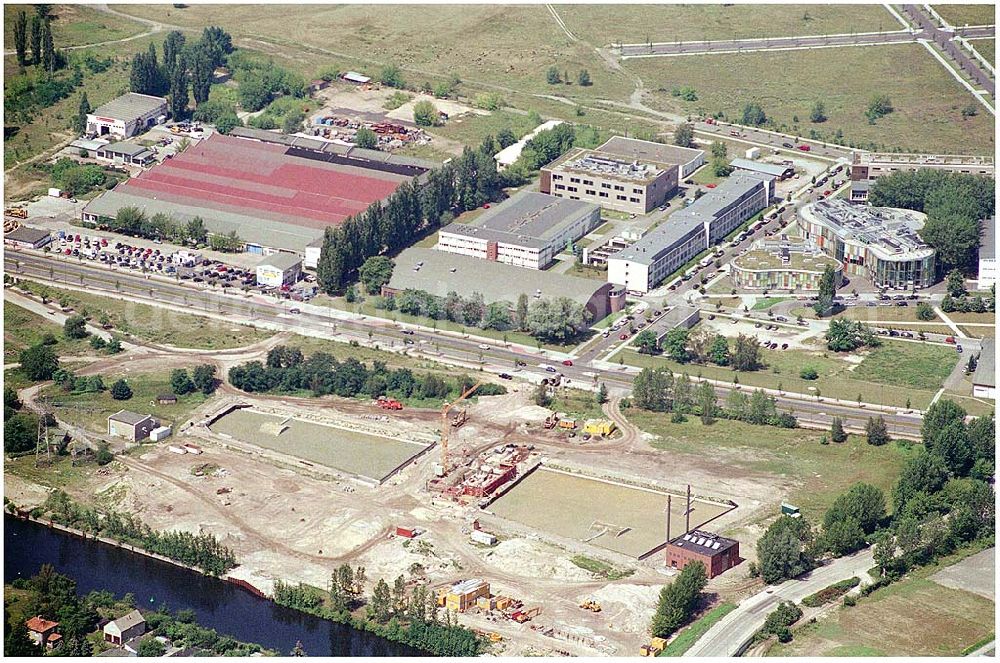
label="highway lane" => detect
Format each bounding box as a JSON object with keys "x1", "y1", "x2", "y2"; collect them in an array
[{"x1": 6, "y1": 251, "x2": 924, "y2": 437}]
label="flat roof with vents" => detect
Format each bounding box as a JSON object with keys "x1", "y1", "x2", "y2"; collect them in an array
[
  {"x1": 669, "y1": 529, "x2": 739, "y2": 557},
  {"x1": 801, "y1": 199, "x2": 934, "y2": 262},
  {"x1": 545, "y1": 147, "x2": 676, "y2": 185},
  {"x1": 439, "y1": 190, "x2": 598, "y2": 248}
]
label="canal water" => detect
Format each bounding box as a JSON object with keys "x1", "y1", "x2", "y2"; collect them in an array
[{"x1": 4, "y1": 516, "x2": 426, "y2": 657}]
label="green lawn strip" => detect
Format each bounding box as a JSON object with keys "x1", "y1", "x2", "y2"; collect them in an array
[
  {"x1": 323, "y1": 296, "x2": 582, "y2": 351},
  {"x1": 968, "y1": 38, "x2": 994, "y2": 66},
  {"x1": 42, "y1": 371, "x2": 209, "y2": 432},
  {"x1": 629, "y1": 412, "x2": 913, "y2": 521},
  {"x1": 621, "y1": 345, "x2": 939, "y2": 409},
  {"x1": 569, "y1": 555, "x2": 633, "y2": 580},
  {"x1": 752, "y1": 296, "x2": 793, "y2": 311},
  {"x1": 852, "y1": 342, "x2": 956, "y2": 390},
  {"x1": 625, "y1": 43, "x2": 994, "y2": 155},
  {"x1": 801, "y1": 577, "x2": 861, "y2": 607},
  {"x1": 4, "y1": 454, "x2": 91, "y2": 491},
  {"x1": 962, "y1": 634, "x2": 996, "y2": 656},
  {"x1": 560, "y1": 4, "x2": 892, "y2": 44},
  {"x1": 659, "y1": 603, "x2": 737, "y2": 656},
  {"x1": 13, "y1": 282, "x2": 271, "y2": 350}
]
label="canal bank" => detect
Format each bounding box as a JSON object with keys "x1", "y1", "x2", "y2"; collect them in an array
[{"x1": 4, "y1": 516, "x2": 426, "y2": 657}]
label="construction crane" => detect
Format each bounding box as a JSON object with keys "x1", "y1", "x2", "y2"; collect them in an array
[{"x1": 440, "y1": 379, "x2": 483, "y2": 476}]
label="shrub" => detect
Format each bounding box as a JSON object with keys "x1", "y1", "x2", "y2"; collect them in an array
[{"x1": 799, "y1": 367, "x2": 818, "y2": 380}]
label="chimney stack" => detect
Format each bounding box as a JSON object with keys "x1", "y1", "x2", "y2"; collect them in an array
[{"x1": 686, "y1": 484, "x2": 692, "y2": 534}]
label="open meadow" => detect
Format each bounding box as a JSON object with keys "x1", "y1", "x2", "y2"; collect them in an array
[{"x1": 624, "y1": 43, "x2": 995, "y2": 155}]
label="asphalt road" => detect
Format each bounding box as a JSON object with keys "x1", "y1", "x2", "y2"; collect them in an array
[
  {"x1": 904, "y1": 5, "x2": 995, "y2": 96},
  {"x1": 5, "y1": 251, "x2": 925, "y2": 438},
  {"x1": 684, "y1": 548, "x2": 876, "y2": 657}
]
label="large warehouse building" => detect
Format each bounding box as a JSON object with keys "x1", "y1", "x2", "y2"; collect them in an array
[
  {"x1": 796, "y1": 199, "x2": 936, "y2": 289},
  {"x1": 437, "y1": 191, "x2": 600, "y2": 269},
  {"x1": 86, "y1": 93, "x2": 167, "y2": 140},
  {"x1": 82, "y1": 133, "x2": 429, "y2": 257},
  {"x1": 384, "y1": 247, "x2": 624, "y2": 322},
  {"x1": 608, "y1": 172, "x2": 775, "y2": 294}
]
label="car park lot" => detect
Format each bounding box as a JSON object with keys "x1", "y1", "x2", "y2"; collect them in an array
[{"x1": 35, "y1": 231, "x2": 318, "y2": 302}]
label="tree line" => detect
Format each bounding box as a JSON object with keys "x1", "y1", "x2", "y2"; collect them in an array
[
  {"x1": 228, "y1": 345, "x2": 506, "y2": 403},
  {"x1": 273, "y1": 563, "x2": 482, "y2": 657},
  {"x1": 636, "y1": 327, "x2": 764, "y2": 373},
  {"x1": 867, "y1": 170, "x2": 994, "y2": 274},
  {"x1": 752, "y1": 399, "x2": 993, "y2": 590},
  {"x1": 631, "y1": 367, "x2": 797, "y2": 429},
  {"x1": 371, "y1": 289, "x2": 591, "y2": 344},
  {"x1": 316, "y1": 141, "x2": 503, "y2": 295},
  {"x1": 10, "y1": 6, "x2": 60, "y2": 73},
  {"x1": 96, "y1": 205, "x2": 242, "y2": 253},
  {"x1": 650, "y1": 561, "x2": 707, "y2": 639},
  {"x1": 130, "y1": 27, "x2": 233, "y2": 120},
  {"x1": 44, "y1": 490, "x2": 238, "y2": 575}
]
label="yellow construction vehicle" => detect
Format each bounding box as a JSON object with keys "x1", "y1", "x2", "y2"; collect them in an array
[
  {"x1": 579, "y1": 600, "x2": 602, "y2": 612},
  {"x1": 488, "y1": 632, "x2": 502, "y2": 643}
]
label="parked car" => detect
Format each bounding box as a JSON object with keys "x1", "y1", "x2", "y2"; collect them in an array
[
  {"x1": 498, "y1": 373, "x2": 513, "y2": 380},
  {"x1": 562, "y1": 359, "x2": 573, "y2": 366},
  {"x1": 619, "y1": 333, "x2": 630, "y2": 340}
]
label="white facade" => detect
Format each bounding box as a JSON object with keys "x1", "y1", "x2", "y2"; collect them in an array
[
  {"x1": 494, "y1": 120, "x2": 564, "y2": 170},
  {"x1": 86, "y1": 94, "x2": 167, "y2": 140},
  {"x1": 304, "y1": 244, "x2": 322, "y2": 270},
  {"x1": 256, "y1": 254, "x2": 303, "y2": 287},
  {"x1": 150, "y1": 426, "x2": 172, "y2": 442},
  {"x1": 980, "y1": 256, "x2": 997, "y2": 289},
  {"x1": 437, "y1": 206, "x2": 599, "y2": 270}
]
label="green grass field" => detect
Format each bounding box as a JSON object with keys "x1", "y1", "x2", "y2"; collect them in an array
[
  {"x1": 969, "y1": 38, "x2": 994, "y2": 66},
  {"x1": 3, "y1": 301, "x2": 93, "y2": 361},
  {"x1": 769, "y1": 575, "x2": 994, "y2": 656},
  {"x1": 751, "y1": 296, "x2": 793, "y2": 311},
  {"x1": 42, "y1": 371, "x2": 209, "y2": 432},
  {"x1": 629, "y1": 413, "x2": 914, "y2": 521},
  {"x1": 431, "y1": 109, "x2": 540, "y2": 149},
  {"x1": 13, "y1": 282, "x2": 271, "y2": 350},
  {"x1": 932, "y1": 4, "x2": 995, "y2": 27},
  {"x1": 557, "y1": 4, "x2": 895, "y2": 46},
  {"x1": 623, "y1": 337, "x2": 956, "y2": 408},
  {"x1": 112, "y1": 4, "x2": 635, "y2": 102},
  {"x1": 3, "y1": 4, "x2": 146, "y2": 50},
  {"x1": 625, "y1": 44, "x2": 995, "y2": 155}
]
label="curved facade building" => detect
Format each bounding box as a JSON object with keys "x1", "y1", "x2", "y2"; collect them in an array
[
  {"x1": 731, "y1": 238, "x2": 843, "y2": 291},
  {"x1": 796, "y1": 199, "x2": 936, "y2": 289}
]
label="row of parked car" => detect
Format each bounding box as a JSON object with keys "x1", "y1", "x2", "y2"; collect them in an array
[{"x1": 49, "y1": 232, "x2": 260, "y2": 286}]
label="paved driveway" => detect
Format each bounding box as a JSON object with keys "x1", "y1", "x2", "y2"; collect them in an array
[{"x1": 931, "y1": 547, "x2": 995, "y2": 600}]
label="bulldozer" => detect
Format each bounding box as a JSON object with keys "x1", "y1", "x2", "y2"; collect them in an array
[
  {"x1": 542, "y1": 413, "x2": 559, "y2": 430},
  {"x1": 579, "y1": 600, "x2": 602, "y2": 613}
]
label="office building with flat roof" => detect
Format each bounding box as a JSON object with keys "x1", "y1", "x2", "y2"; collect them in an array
[
  {"x1": 797, "y1": 199, "x2": 936, "y2": 289},
  {"x1": 540, "y1": 148, "x2": 679, "y2": 215},
  {"x1": 849, "y1": 152, "x2": 995, "y2": 202},
  {"x1": 607, "y1": 172, "x2": 774, "y2": 294},
  {"x1": 437, "y1": 191, "x2": 600, "y2": 269},
  {"x1": 595, "y1": 136, "x2": 706, "y2": 178}
]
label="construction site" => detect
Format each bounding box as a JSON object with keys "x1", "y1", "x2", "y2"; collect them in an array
[{"x1": 4, "y1": 319, "x2": 760, "y2": 657}]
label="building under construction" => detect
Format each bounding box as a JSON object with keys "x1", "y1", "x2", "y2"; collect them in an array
[{"x1": 427, "y1": 443, "x2": 536, "y2": 504}]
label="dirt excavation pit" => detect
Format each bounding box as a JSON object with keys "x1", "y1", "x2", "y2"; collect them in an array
[
  {"x1": 209, "y1": 408, "x2": 430, "y2": 482},
  {"x1": 489, "y1": 468, "x2": 734, "y2": 558}
]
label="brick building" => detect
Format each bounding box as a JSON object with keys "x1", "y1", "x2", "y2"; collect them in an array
[{"x1": 665, "y1": 530, "x2": 740, "y2": 579}]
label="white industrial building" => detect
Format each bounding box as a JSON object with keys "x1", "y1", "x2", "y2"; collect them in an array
[
  {"x1": 494, "y1": 120, "x2": 564, "y2": 170},
  {"x1": 107, "y1": 410, "x2": 156, "y2": 442},
  {"x1": 595, "y1": 136, "x2": 706, "y2": 179},
  {"x1": 255, "y1": 252, "x2": 303, "y2": 288},
  {"x1": 86, "y1": 93, "x2": 167, "y2": 140},
  {"x1": 437, "y1": 191, "x2": 600, "y2": 269},
  {"x1": 978, "y1": 216, "x2": 995, "y2": 289},
  {"x1": 973, "y1": 338, "x2": 995, "y2": 400},
  {"x1": 608, "y1": 172, "x2": 774, "y2": 294}
]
